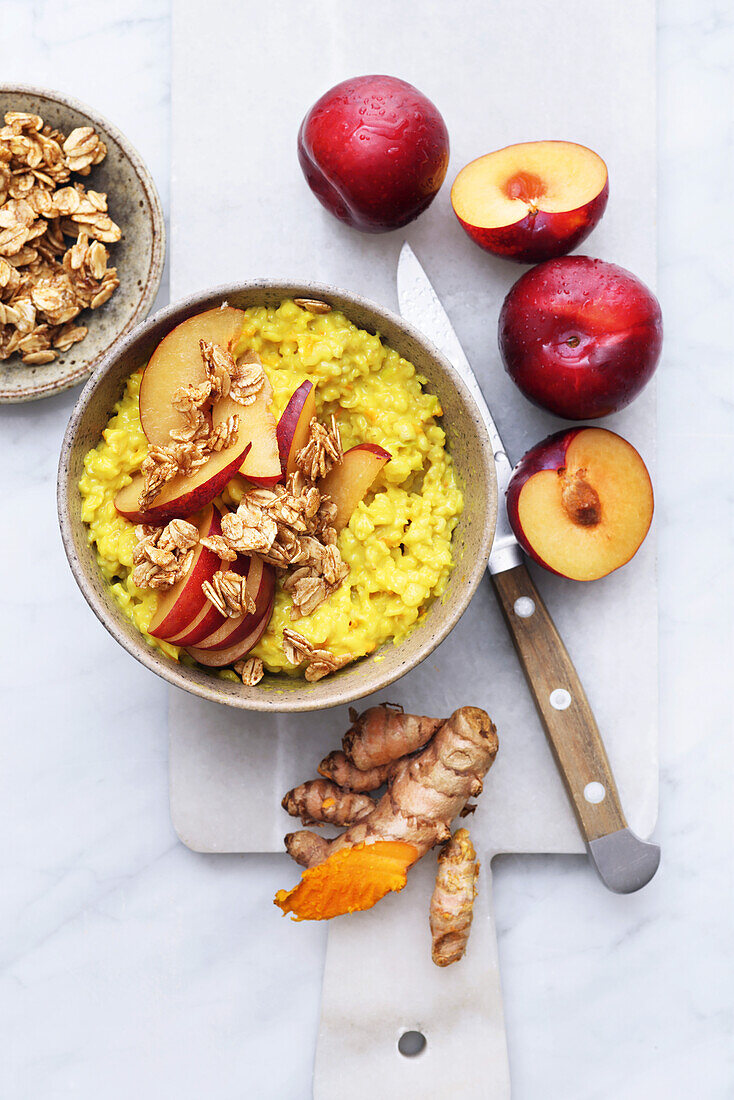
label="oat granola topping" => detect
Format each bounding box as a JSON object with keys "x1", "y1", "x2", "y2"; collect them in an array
[
  {"x1": 213, "y1": 450, "x2": 350, "y2": 622},
  {"x1": 229, "y1": 349, "x2": 266, "y2": 406},
  {"x1": 138, "y1": 414, "x2": 240, "y2": 512},
  {"x1": 199, "y1": 340, "x2": 266, "y2": 408},
  {"x1": 281, "y1": 628, "x2": 350, "y2": 682},
  {"x1": 0, "y1": 111, "x2": 121, "y2": 366},
  {"x1": 293, "y1": 298, "x2": 332, "y2": 314},
  {"x1": 199, "y1": 533, "x2": 237, "y2": 562},
  {"x1": 295, "y1": 416, "x2": 342, "y2": 481},
  {"x1": 199, "y1": 339, "x2": 233, "y2": 400},
  {"x1": 131, "y1": 519, "x2": 200, "y2": 590},
  {"x1": 234, "y1": 655, "x2": 264, "y2": 686},
  {"x1": 201, "y1": 569, "x2": 256, "y2": 619},
  {"x1": 131, "y1": 323, "x2": 359, "y2": 683}
]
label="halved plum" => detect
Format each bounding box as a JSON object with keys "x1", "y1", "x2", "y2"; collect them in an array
[{"x1": 506, "y1": 427, "x2": 654, "y2": 581}]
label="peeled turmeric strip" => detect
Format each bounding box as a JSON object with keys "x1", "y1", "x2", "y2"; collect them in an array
[
  {"x1": 430, "y1": 828, "x2": 479, "y2": 967},
  {"x1": 318, "y1": 750, "x2": 396, "y2": 792},
  {"x1": 342, "y1": 703, "x2": 444, "y2": 770},
  {"x1": 275, "y1": 841, "x2": 419, "y2": 921},
  {"x1": 276, "y1": 708, "x2": 498, "y2": 920},
  {"x1": 281, "y1": 779, "x2": 376, "y2": 827}
]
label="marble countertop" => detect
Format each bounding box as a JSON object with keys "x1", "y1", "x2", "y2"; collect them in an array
[{"x1": 1, "y1": 1, "x2": 732, "y2": 1097}]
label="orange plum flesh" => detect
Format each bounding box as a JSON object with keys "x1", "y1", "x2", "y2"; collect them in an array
[
  {"x1": 508, "y1": 428, "x2": 653, "y2": 582},
  {"x1": 139, "y1": 306, "x2": 246, "y2": 445},
  {"x1": 319, "y1": 444, "x2": 390, "y2": 531},
  {"x1": 451, "y1": 141, "x2": 608, "y2": 263}
]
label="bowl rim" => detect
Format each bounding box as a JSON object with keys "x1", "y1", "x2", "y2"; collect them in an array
[
  {"x1": 0, "y1": 81, "x2": 166, "y2": 403},
  {"x1": 57, "y1": 280, "x2": 496, "y2": 711}
]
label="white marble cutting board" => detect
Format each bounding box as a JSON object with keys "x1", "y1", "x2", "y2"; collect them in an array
[{"x1": 169, "y1": 1, "x2": 657, "y2": 1095}]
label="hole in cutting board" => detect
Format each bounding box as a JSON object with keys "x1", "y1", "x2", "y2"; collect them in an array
[{"x1": 398, "y1": 1030, "x2": 427, "y2": 1058}]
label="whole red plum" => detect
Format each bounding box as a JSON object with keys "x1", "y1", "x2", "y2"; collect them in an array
[
  {"x1": 498, "y1": 256, "x2": 663, "y2": 419},
  {"x1": 297, "y1": 75, "x2": 449, "y2": 233}
]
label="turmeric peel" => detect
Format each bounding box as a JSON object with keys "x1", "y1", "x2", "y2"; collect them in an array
[{"x1": 275, "y1": 840, "x2": 419, "y2": 920}]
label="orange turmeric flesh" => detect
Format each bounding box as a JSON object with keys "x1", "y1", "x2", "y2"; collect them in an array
[{"x1": 274, "y1": 841, "x2": 419, "y2": 921}]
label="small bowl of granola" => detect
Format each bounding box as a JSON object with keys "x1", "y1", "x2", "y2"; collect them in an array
[
  {"x1": 58, "y1": 284, "x2": 496, "y2": 712},
  {"x1": 0, "y1": 84, "x2": 165, "y2": 402}
]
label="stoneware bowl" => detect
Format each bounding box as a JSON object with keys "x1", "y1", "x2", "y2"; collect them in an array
[
  {"x1": 58, "y1": 283, "x2": 496, "y2": 712},
  {"x1": 0, "y1": 84, "x2": 165, "y2": 403}
]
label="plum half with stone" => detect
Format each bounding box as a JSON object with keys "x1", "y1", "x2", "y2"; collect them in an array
[
  {"x1": 506, "y1": 427, "x2": 653, "y2": 581},
  {"x1": 451, "y1": 141, "x2": 608, "y2": 263}
]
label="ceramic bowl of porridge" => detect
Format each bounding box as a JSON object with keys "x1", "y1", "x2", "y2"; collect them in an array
[{"x1": 58, "y1": 282, "x2": 496, "y2": 711}]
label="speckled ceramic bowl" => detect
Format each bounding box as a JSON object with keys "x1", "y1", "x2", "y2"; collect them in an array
[
  {"x1": 0, "y1": 84, "x2": 165, "y2": 403},
  {"x1": 58, "y1": 283, "x2": 496, "y2": 712}
]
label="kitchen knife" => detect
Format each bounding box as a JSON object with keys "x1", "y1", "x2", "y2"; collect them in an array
[{"x1": 397, "y1": 242, "x2": 660, "y2": 893}]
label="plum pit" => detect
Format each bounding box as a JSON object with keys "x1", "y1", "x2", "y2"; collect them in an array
[
  {"x1": 503, "y1": 170, "x2": 545, "y2": 212},
  {"x1": 560, "y1": 468, "x2": 602, "y2": 527}
]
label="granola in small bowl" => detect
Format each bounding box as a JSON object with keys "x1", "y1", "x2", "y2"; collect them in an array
[
  {"x1": 0, "y1": 110, "x2": 121, "y2": 367},
  {"x1": 0, "y1": 86, "x2": 164, "y2": 402}
]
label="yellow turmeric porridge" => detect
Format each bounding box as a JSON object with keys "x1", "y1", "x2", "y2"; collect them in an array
[{"x1": 79, "y1": 300, "x2": 463, "y2": 681}]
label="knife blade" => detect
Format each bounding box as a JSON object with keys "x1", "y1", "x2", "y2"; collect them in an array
[
  {"x1": 397, "y1": 244, "x2": 522, "y2": 576},
  {"x1": 397, "y1": 242, "x2": 659, "y2": 893}
]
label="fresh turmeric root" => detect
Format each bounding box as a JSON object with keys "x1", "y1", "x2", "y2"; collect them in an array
[
  {"x1": 430, "y1": 828, "x2": 479, "y2": 967},
  {"x1": 318, "y1": 750, "x2": 397, "y2": 792},
  {"x1": 281, "y1": 779, "x2": 375, "y2": 827},
  {"x1": 275, "y1": 707, "x2": 497, "y2": 921},
  {"x1": 284, "y1": 831, "x2": 331, "y2": 869},
  {"x1": 342, "y1": 703, "x2": 444, "y2": 770}
]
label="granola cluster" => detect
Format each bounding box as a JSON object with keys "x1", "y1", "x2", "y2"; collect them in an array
[
  {"x1": 282, "y1": 629, "x2": 351, "y2": 683},
  {"x1": 199, "y1": 340, "x2": 266, "y2": 407},
  {"x1": 201, "y1": 569, "x2": 255, "y2": 619},
  {"x1": 218, "y1": 417, "x2": 348, "y2": 621},
  {"x1": 0, "y1": 112, "x2": 121, "y2": 365},
  {"x1": 138, "y1": 414, "x2": 240, "y2": 511},
  {"x1": 131, "y1": 519, "x2": 200, "y2": 591},
  {"x1": 234, "y1": 655, "x2": 265, "y2": 686}
]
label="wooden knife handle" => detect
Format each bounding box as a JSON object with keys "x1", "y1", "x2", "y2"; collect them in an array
[{"x1": 491, "y1": 564, "x2": 626, "y2": 843}]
